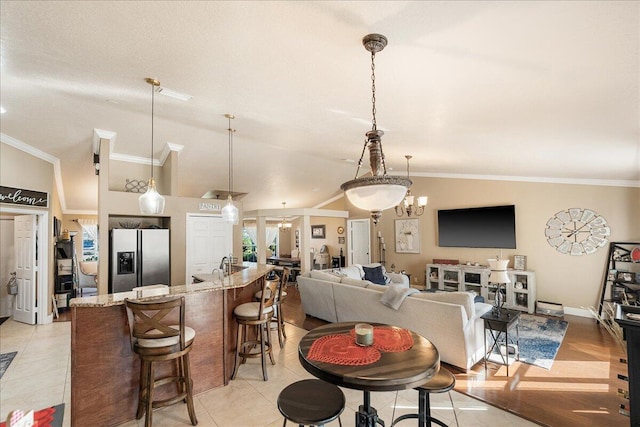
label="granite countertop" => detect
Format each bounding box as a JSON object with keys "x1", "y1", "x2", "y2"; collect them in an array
[{"x1": 70, "y1": 262, "x2": 275, "y2": 308}]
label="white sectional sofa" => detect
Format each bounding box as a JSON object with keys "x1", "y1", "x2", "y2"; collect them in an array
[{"x1": 297, "y1": 265, "x2": 493, "y2": 371}]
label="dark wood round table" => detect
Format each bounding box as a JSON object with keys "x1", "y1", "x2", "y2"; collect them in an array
[{"x1": 298, "y1": 322, "x2": 440, "y2": 427}]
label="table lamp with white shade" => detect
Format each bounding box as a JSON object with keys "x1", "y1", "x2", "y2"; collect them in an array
[{"x1": 488, "y1": 258, "x2": 511, "y2": 314}]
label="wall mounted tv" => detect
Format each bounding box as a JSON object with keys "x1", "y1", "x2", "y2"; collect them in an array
[{"x1": 437, "y1": 205, "x2": 516, "y2": 249}]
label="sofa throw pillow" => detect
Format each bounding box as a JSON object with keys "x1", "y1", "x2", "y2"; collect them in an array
[{"x1": 362, "y1": 265, "x2": 386, "y2": 285}]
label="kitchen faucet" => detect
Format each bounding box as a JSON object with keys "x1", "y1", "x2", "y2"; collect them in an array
[
  {"x1": 219, "y1": 253, "x2": 234, "y2": 276},
  {"x1": 219, "y1": 256, "x2": 229, "y2": 276}
]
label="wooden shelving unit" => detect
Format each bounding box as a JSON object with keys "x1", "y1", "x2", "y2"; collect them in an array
[{"x1": 597, "y1": 242, "x2": 640, "y2": 319}]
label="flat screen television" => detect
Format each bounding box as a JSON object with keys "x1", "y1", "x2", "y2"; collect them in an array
[{"x1": 437, "y1": 205, "x2": 516, "y2": 249}]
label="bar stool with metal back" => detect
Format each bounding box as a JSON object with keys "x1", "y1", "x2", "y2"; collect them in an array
[
  {"x1": 255, "y1": 267, "x2": 290, "y2": 348},
  {"x1": 124, "y1": 296, "x2": 197, "y2": 427},
  {"x1": 232, "y1": 275, "x2": 279, "y2": 380}
]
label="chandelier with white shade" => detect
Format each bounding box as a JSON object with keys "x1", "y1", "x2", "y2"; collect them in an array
[{"x1": 340, "y1": 34, "x2": 411, "y2": 224}]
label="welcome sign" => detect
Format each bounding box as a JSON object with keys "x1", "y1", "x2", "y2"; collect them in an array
[{"x1": 0, "y1": 186, "x2": 49, "y2": 208}]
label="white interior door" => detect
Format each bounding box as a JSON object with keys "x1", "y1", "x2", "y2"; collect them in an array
[
  {"x1": 347, "y1": 219, "x2": 371, "y2": 266},
  {"x1": 186, "y1": 215, "x2": 232, "y2": 283},
  {"x1": 14, "y1": 215, "x2": 37, "y2": 324}
]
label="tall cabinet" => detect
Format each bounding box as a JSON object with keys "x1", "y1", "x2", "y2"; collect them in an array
[
  {"x1": 426, "y1": 263, "x2": 537, "y2": 314},
  {"x1": 54, "y1": 236, "x2": 75, "y2": 309},
  {"x1": 597, "y1": 242, "x2": 640, "y2": 318}
]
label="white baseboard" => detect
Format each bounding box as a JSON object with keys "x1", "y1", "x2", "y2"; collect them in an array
[{"x1": 563, "y1": 306, "x2": 593, "y2": 318}]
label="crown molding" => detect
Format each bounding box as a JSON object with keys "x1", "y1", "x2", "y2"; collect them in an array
[
  {"x1": 398, "y1": 171, "x2": 640, "y2": 188},
  {"x1": 314, "y1": 193, "x2": 345, "y2": 209},
  {"x1": 1, "y1": 132, "x2": 66, "y2": 212},
  {"x1": 92, "y1": 128, "x2": 117, "y2": 155},
  {"x1": 2, "y1": 133, "x2": 58, "y2": 164},
  {"x1": 93, "y1": 128, "x2": 180, "y2": 167},
  {"x1": 109, "y1": 152, "x2": 162, "y2": 166},
  {"x1": 160, "y1": 142, "x2": 184, "y2": 164}
]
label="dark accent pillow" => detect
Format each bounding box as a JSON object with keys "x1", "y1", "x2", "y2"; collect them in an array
[{"x1": 362, "y1": 265, "x2": 386, "y2": 285}]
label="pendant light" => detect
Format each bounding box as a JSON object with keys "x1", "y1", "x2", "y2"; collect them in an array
[
  {"x1": 278, "y1": 202, "x2": 292, "y2": 229},
  {"x1": 395, "y1": 155, "x2": 428, "y2": 217},
  {"x1": 221, "y1": 113, "x2": 239, "y2": 224},
  {"x1": 138, "y1": 78, "x2": 166, "y2": 215},
  {"x1": 340, "y1": 34, "x2": 411, "y2": 224}
]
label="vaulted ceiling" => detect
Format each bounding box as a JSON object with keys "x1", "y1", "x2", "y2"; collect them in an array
[{"x1": 1, "y1": 1, "x2": 638, "y2": 214}]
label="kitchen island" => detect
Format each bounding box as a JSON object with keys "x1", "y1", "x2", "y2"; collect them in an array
[{"x1": 70, "y1": 262, "x2": 274, "y2": 427}]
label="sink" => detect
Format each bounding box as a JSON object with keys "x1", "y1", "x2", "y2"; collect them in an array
[{"x1": 230, "y1": 265, "x2": 248, "y2": 273}]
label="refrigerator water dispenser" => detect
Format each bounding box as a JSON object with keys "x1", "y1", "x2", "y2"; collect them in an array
[{"x1": 117, "y1": 251, "x2": 135, "y2": 274}]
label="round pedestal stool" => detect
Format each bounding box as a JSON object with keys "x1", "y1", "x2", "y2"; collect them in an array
[
  {"x1": 391, "y1": 367, "x2": 458, "y2": 427},
  {"x1": 277, "y1": 379, "x2": 345, "y2": 426}
]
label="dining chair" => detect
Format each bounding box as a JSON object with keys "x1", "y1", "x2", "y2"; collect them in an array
[
  {"x1": 124, "y1": 296, "x2": 197, "y2": 427},
  {"x1": 232, "y1": 276, "x2": 279, "y2": 380},
  {"x1": 77, "y1": 260, "x2": 98, "y2": 296}
]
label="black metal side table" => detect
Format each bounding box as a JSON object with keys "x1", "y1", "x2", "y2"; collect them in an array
[{"x1": 482, "y1": 308, "x2": 520, "y2": 376}]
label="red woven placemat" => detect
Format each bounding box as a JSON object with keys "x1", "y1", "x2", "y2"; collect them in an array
[
  {"x1": 307, "y1": 334, "x2": 381, "y2": 366},
  {"x1": 371, "y1": 326, "x2": 414, "y2": 352}
]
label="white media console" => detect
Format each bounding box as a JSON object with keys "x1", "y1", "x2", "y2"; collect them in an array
[{"x1": 426, "y1": 263, "x2": 536, "y2": 314}]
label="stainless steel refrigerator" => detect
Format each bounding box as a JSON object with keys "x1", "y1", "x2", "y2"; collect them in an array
[{"x1": 109, "y1": 229, "x2": 170, "y2": 293}]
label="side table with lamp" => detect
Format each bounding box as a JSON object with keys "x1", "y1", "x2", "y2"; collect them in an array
[{"x1": 483, "y1": 258, "x2": 520, "y2": 376}]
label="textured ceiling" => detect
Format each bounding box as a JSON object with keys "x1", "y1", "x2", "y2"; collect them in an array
[{"x1": 1, "y1": 1, "x2": 638, "y2": 213}]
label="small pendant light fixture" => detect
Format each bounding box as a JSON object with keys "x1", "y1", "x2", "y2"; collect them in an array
[
  {"x1": 278, "y1": 202, "x2": 292, "y2": 229},
  {"x1": 340, "y1": 34, "x2": 411, "y2": 224},
  {"x1": 221, "y1": 113, "x2": 239, "y2": 224},
  {"x1": 395, "y1": 155, "x2": 428, "y2": 217},
  {"x1": 138, "y1": 77, "x2": 166, "y2": 215}
]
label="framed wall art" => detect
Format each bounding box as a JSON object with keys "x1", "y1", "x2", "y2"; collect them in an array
[
  {"x1": 395, "y1": 218, "x2": 420, "y2": 254},
  {"x1": 514, "y1": 255, "x2": 527, "y2": 271},
  {"x1": 311, "y1": 225, "x2": 326, "y2": 239}
]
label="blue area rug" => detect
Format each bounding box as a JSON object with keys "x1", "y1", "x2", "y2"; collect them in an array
[
  {"x1": 0, "y1": 351, "x2": 17, "y2": 379},
  {"x1": 489, "y1": 314, "x2": 568, "y2": 370}
]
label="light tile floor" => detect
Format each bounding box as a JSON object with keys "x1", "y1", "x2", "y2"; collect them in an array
[{"x1": 0, "y1": 319, "x2": 537, "y2": 426}]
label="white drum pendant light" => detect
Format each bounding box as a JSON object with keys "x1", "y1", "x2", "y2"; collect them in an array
[{"x1": 139, "y1": 78, "x2": 166, "y2": 215}]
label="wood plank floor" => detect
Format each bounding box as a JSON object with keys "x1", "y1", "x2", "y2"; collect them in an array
[{"x1": 282, "y1": 285, "x2": 629, "y2": 427}]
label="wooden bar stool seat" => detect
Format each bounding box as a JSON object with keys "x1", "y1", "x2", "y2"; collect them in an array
[
  {"x1": 125, "y1": 296, "x2": 197, "y2": 427},
  {"x1": 232, "y1": 276, "x2": 280, "y2": 381},
  {"x1": 391, "y1": 368, "x2": 457, "y2": 427},
  {"x1": 277, "y1": 379, "x2": 345, "y2": 427}
]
